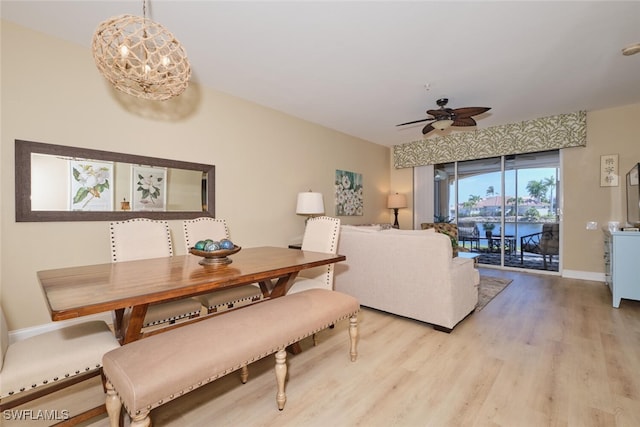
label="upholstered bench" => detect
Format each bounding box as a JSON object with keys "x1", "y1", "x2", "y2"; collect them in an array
[{"x1": 102, "y1": 289, "x2": 360, "y2": 426}]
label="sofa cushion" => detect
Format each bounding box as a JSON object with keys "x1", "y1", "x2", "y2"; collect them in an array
[
  {"x1": 341, "y1": 225, "x2": 381, "y2": 233},
  {"x1": 381, "y1": 228, "x2": 435, "y2": 235}
]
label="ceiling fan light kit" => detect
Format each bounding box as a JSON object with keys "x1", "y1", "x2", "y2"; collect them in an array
[
  {"x1": 432, "y1": 118, "x2": 454, "y2": 131},
  {"x1": 396, "y1": 98, "x2": 491, "y2": 135}
]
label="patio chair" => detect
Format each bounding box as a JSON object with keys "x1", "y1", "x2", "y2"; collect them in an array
[
  {"x1": 520, "y1": 223, "x2": 559, "y2": 269},
  {"x1": 457, "y1": 221, "x2": 480, "y2": 251},
  {"x1": 183, "y1": 218, "x2": 264, "y2": 314}
]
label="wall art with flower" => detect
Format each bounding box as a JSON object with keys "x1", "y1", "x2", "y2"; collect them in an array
[
  {"x1": 132, "y1": 166, "x2": 167, "y2": 211},
  {"x1": 335, "y1": 169, "x2": 363, "y2": 216},
  {"x1": 69, "y1": 160, "x2": 114, "y2": 211}
]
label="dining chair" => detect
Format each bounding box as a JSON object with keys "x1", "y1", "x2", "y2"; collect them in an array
[
  {"x1": 0, "y1": 305, "x2": 120, "y2": 420},
  {"x1": 288, "y1": 216, "x2": 341, "y2": 294},
  {"x1": 110, "y1": 218, "x2": 203, "y2": 329},
  {"x1": 183, "y1": 217, "x2": 264, "y2": 314}
]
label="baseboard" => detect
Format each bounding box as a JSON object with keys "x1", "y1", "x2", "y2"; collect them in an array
[
  {"x1": 562, "y1": 269, "x2": 605, "y2": 282},
  {"x1": 8, "y1": 312, "x2": 113, "y2": 345}
]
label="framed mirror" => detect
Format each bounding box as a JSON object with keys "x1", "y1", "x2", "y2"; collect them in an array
[{"x1": 15, "y1": 139, "x2": 215, "y2": 222}]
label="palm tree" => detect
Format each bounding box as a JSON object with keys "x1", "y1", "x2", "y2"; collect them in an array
[
  {"x1": 486, "y1": 186, "x2": 495, "y2": 197},
  {"x1": 526, "y1": 180, "x2": 546, "y2": 202},
  {"x1": 543, "y1": 176, "x2": 556, "y2": 212},
  {"x1": 462, "y1": 194, "x2": 482, "y2": 214},
  {"x1": 506, "y1": 196, "x2": 524, "y2": 216}
]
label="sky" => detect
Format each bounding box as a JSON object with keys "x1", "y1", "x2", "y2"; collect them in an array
[{"x1": 456, "y1": 168, "x2": 558, "y2": 203}]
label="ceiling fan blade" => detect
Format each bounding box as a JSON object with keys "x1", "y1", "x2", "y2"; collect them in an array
[
  {"x1": 422, "y1": 123, "x2": 435, "y2": 135},
  {"x1": 427, "y1": 108, "x2": 453, "y2": 117},
  {"x1": 452, "y1": 107, "x2": 491, "y2": 118},
  {"x1": 452, "y1": 117, "x2": 477, "y2": 127},
  {"x1": 396, "y1": 118, "x2": 432, "y2": 127}
]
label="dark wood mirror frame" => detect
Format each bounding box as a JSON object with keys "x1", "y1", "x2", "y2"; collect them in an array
[{"x1": 15, "y1": 139, "x2": 215, "y2": 222}]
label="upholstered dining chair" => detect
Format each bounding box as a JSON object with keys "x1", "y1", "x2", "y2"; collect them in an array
[
  {"x1": 183, "y1": 217, "x2": 264, "y2": 313},
  {"x1": 110, "y1": 218, "x2": 203, "y2": 329},
  {"x1": 0, "y1": 305, "x2": 120, "y2": 420},
  {"x1": 288, "y1": 216, "x2": 341, "y2": 294}
]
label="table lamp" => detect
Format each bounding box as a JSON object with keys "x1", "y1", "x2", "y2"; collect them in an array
[
  {"x1": 296, "y1": 191, "x2": 325, "y2": 224},
  {"x1": 387, "y1": 193, "x2": 407, "y2": 229}
]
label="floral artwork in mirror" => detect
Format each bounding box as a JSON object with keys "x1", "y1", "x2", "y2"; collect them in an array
[
  {"x1": 69, "y1": 160, "x2": 114, "y2": 211},
  {"x1": 132, "y1": 166, "x2": 167, "y2": 211}
]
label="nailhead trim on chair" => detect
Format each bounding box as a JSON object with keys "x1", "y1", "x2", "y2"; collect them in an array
[
  {"x1": 183, "y1": 217, "x2": 230, "y2": 249},
  {"x1": 142, "y1": 310, "x2": 203, "y2": 327},
  {"x1": 108, "y1": 218, "x2": 203, "y2": 329},
  {"x1": 109, "y1": 218, "x2": 173, "y2": 262},
  {"x1": 305, "y1": 216, "x2": 340, "y2": 288},
  {"x1": 207, "y1": 294, "x2": 262, "y2": 312},
  {"x1": 182, "y1": 217, "x2": 264, "y2": 313},
  {"x1": 3, "y1": 364, "x2": 102, "y2": 398}
]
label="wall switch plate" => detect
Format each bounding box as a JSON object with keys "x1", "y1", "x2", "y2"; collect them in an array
[{"x1": 586, "y1": 221, "x2": 598, "y2": 230}]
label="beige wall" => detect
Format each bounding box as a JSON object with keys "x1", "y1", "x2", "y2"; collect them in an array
[
  {"x1": 391, "y1": 103, "x2": 640, "y2": 276},
  {"x1": 3, "y1": 21, "x2": 639, "y2": 330},
  {"x1": 0, "y1": 21, "x2": 390, "y2": 329},
  {"x1": 563, "y1": 103, "x2": 640, "y2": 273}
]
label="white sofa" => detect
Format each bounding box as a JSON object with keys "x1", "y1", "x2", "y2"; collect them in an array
[{"x1": 334, "y1": 226, "x2": 479, "y2": 332}]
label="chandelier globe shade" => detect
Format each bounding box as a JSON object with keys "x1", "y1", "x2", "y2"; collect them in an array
[{"x1": 92, "y1": 14, "x2": 191, "y2": 101}]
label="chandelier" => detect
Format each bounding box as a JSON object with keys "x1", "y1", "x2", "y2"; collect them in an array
[{"x1": 92, "y1": 0, "x2": 191, "y2": 101}]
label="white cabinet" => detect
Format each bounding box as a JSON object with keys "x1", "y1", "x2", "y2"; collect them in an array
[{"x1": 604, "y1": 231, "x2": 640, "y2": 308}]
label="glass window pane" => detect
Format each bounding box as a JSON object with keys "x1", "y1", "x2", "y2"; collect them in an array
[{"x1": 434, "y1": 150, "x2": 560, "y2": 272}]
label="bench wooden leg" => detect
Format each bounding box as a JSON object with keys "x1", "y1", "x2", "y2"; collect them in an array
[
  {"x1": 240, "y1": 364, "x2": 249, "y2": 384},
  {"x1": 131, "y1": 413, "x2": 151, "y2": 427},
  {"x1": 275, "y1": 349, "x2": 287, "y2": 410},
  {"x1": 105, "y1": 381, "x2": 121, "y2": 427},
  {"x1": 349, "y1": 314, "x2": 358, "y2": 362}
]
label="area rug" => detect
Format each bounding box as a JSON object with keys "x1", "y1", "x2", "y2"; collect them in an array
[{"x1": 477, "y1": 275, "x2": 513, "y2": 311}]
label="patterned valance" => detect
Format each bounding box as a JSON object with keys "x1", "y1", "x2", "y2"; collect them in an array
[{"x1": 393, "y1": 111, "x2": 586, "y2": 168}]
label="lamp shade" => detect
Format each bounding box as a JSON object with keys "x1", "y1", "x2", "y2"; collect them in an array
[
  {"x1": 387, "y1": 193, "x2": 407, "y2": 209},
  {"x1": 296, "y1": 192, "x2": 325, "y2": 215}
]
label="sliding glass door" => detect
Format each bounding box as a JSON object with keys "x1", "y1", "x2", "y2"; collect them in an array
[{"x1": 434, "y1": 150, "x2": 560, "y2": 272}]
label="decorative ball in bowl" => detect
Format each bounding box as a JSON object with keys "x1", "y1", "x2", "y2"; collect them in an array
[{"x1": 189, "y1": 239, "x2": 241, "y2": 266}]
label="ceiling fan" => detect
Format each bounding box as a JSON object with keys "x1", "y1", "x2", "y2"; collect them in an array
[{"x1": 396, "y1": 98, "x2": 491, "y2": 135}]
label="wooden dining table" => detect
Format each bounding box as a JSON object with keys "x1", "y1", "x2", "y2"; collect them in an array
[{"x1": 38, "y1": 246, "x2": 346, "y2": 345}]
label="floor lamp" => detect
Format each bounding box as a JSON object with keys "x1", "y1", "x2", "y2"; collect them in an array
[{"x1": 387, "y1": 193, "x2": 407, "y2": 229}]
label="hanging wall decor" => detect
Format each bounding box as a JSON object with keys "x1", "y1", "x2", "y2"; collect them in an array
[
  {"x1": 335, "y1": 169, "x2": 363, "y2": 216},
  {"x1": 600, "y1": 154, "x2": 619, "y2": 187}
]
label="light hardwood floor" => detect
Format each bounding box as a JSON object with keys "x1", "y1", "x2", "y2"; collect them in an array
[{"x1": 6, "y1": 269, "x2": 640, "y2": 426}]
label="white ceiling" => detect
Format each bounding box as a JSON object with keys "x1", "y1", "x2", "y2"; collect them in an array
[{"x1": 2, "y1": 1, "x2": 640, "y2": 147}]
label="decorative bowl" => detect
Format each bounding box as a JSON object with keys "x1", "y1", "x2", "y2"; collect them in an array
[{"x1": 189, "y1": 245, "x2": 241, "y2": 266}]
